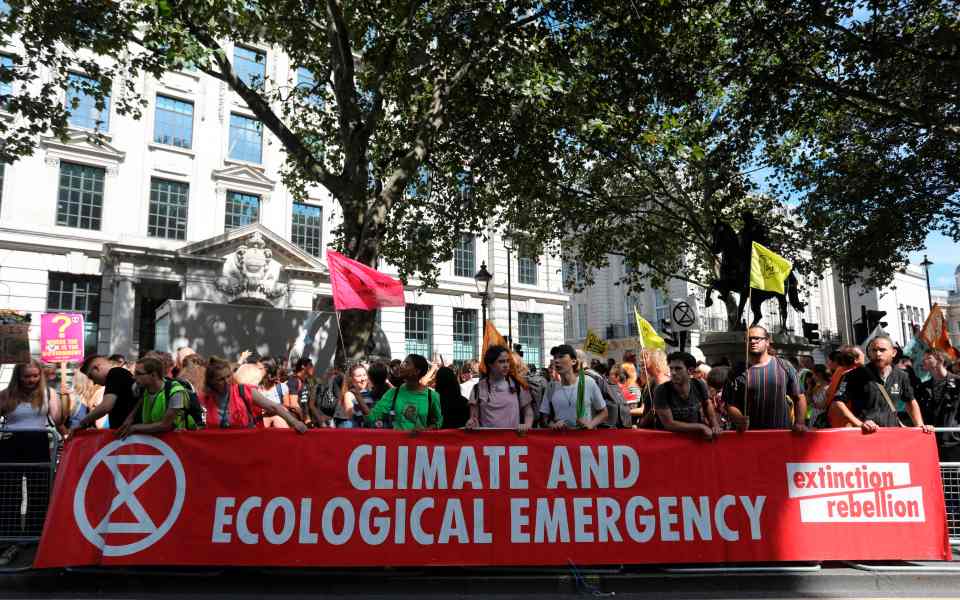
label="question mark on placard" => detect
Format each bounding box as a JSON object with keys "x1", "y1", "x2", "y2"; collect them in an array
[{"x1": 52, "y1": 314, "x2": 71, "y2": 339}]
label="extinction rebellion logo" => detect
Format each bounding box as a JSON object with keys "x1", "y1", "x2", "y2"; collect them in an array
[
  {"x1": 786, "y1": 462, "x2": 924, "y2": 522},
  {"x1": 73, "y1": 435, "x2": 186, "y2": 557}
]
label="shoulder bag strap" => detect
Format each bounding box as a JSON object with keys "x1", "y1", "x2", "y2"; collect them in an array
[
  {"x1": 390, "y1": 386, "x2": 401, "y2": 413},
  {"x1": 427, "y1": 389, "x2": 439, "y2": 426},
  {"x1": 873, "y1": 381, "x2": 905, "y2": 427}
]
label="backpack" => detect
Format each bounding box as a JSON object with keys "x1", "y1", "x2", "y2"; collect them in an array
[
  {"x1": 583, "y1": 369, "x2": 631, "y2": 428},
  {"x1": 525, "y1": 374, "x2": 547, "y2": 414},
  {"x1": 316, "y1": 380, "x2": 339, "y2": 417},
  {"x1": 139, "y1": 379, "x2": 197, "y2": 430},
  {"x1": 164, "y1": 378, "x2": 203, "y2": 429}
]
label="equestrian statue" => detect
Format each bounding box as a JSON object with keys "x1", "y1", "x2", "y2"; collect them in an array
[{"x1": 704, "y1": 211, "x2": 804, "y2": 331}]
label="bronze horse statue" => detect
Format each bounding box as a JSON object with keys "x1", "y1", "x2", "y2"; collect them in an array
[{"x1": 704, "y1": 218, "x2": 804, "y2": 332}]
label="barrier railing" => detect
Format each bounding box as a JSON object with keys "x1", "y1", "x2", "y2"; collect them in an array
[
  {"x1": 0, "y1": 427, "x2": 956, "y2": 566},
  {"x1": 0, "y1": 428, "x2": 61, "y2": 543},
  {"x1": 934, "y1": 427, "x2": 960, "y2": 545}
]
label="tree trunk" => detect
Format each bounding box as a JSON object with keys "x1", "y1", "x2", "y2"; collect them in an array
[
  {"x1": 332, "y1": 191, "x2": 389, "y2": 366},
  {"x1": 335, "y1": 309, "x2": 376, "y2": 366}
]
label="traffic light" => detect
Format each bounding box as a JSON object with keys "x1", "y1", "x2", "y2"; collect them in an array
[
  {"x1": 853, "y1": 322, "x2": 868, "y2": 345},
  {"x1": 865, "y1": 310, "x2": 888, "y2": 331},
  {"x1": 801, "y1": 320, "x2": 820, "y2": 344}
]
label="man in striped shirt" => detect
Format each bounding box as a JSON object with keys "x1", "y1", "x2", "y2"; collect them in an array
[{"x1": 723, "y1": 326, "x2": 807, "y2": 432}]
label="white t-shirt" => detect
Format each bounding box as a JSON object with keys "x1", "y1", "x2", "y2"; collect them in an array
[
  {"x1": 540, "y1": 376, "x2": 605, "y2": 427},
  {"x1": 460, "y1": 377, "x2": 479, "y2": 400},
  {"x1": 260, "y1": 382, "x2": 288, "y2": 404}
]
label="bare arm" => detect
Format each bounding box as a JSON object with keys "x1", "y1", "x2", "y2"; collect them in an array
[
  {"x1": 119, "y1": 407, "x2": 176, "y2": 438},
  {"x1": 724, "y1": 404, "x2": 749, "y2": 432},
  {"x1": 905, "y1": 399, "x2": 932, "y2": 432},
  {"x1": 792, "y1": 393, "x2": 808, "y2": 432},
  {"x1": 703, "y1": 396, "x2": 721, "y2": 434},
  {"x1": 252, "y1": 389, "x2": 307, "y2": 432},
  {"x1": 584, "y1": 407, "x2": 608, "y2": 430},
  {"x1": 74, "y1": 392, "x2": 118, "y2": 429},
  {"x1": 656, "y1": 407, "x2": 713, "y2": 439}
]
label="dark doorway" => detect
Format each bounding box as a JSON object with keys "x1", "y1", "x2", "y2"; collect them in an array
[{"x1": 136, "y1": 281, "x2": 182, "y2": 356}]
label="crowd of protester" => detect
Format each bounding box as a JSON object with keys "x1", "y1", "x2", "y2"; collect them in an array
[
  {"x1": 1, "y1": 327, "x2": 959, "y2": 563},
  {"x1": 1, "y1": 326, "x2": 958, "y2": 452}
]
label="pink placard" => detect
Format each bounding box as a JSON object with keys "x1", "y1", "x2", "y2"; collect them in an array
[{"x1": 40, "y1": 312, "x2": 85, "y2": 363}]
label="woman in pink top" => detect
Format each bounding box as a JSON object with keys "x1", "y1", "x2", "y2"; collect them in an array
[{"x1": 465, "y1": 345, "x2": 534, "y2": 432}]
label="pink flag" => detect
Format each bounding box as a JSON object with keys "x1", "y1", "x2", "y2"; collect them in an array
[{"x1": 326, "y1": 250, "x2": 405, "y2": 311}]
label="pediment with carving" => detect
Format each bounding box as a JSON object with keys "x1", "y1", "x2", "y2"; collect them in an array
[{"x1": 178, "y1": 224, "x2": 327, "y2": 306}]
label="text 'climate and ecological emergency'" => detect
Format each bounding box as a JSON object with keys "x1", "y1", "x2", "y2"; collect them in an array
[{"x1": 209, "y1": 444, "x2": 767, "y2": 546}]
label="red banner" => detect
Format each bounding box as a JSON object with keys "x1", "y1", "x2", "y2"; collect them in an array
[{"x1": 35, "y1": 429, "x2": 951, "y2": 568}]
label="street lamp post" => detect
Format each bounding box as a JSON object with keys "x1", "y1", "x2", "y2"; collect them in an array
[
  {"x1": 474, "y1": 262, "x2": 493, "y2": 326},
  {"x1": 503, "y1": 233, "x2": 515, "y2": 345},
  {"x1": 898, "y1": 304, "x2": 907, "y2": 345},
  {"x1": 920, "y1": 255, "x2": 934, "y2": 311}
]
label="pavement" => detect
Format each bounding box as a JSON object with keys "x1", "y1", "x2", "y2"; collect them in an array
[{"x1": 1, "y1": 542, "x2": 960, "y2": 599}]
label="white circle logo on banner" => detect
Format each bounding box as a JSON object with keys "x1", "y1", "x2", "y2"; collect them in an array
[{"x1": 73, "y1": 435, "x2": 186, "y2": 557}]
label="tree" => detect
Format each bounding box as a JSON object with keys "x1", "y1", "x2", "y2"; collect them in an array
[
  {"x1": 0, "y1": 0, "x2": 577, "y2": 359},
  {"x1": 710, "y1": 0, "x2": 960, "y2": 288},
  {"x1": 497, "y1": 0, "x2": 959, "y2": 322}
]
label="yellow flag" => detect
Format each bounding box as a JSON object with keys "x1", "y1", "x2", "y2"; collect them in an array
[
  {"x1": 634, "y1": 307, "x2": 665, "y2": 350},
  {"x1": 585, "y1": 329, "x2": 608, "y2": 355},
  {"x1": 750, "y1": 242, "x2": 792, "y2": 294}
]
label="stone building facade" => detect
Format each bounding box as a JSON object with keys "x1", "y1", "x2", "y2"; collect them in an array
[{"x1": 0, "y1": 43, "x2": 566, "y2": 368}]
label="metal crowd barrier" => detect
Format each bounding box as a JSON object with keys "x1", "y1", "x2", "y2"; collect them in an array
[
  {"x1": 935, "y1": 428, "x2": 960, "y2": 546},
  {"x1": 0, "y1": 427, "x2": 953, "y2": 569},
  {"x1": 0, "y1": 428, "x2": 61, "y2": 543}
]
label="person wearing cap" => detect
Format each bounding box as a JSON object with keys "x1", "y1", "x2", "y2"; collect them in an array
[{"x1": 539, "y1": 344, "x2": 608, "y2": 429}]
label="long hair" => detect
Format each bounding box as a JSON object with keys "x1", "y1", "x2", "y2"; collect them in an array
[
  {"x1": 481, "y1": 345, "x2": 510, "y2": 380},
  {"x1": 260, "y1": 356, "x2": 280, "y2": 389},
  {"x1": 367, "y1": 361, "x2": 390, "y2": 401},
  {"x1": 204, "y1": 357, "x2": 234, "y2": 392},
  {"x1": 2, "y1": 359, "x2": 48, "y2": 415},
  {"x1": 434, "y1": 366, "x2": 462, "y2": 401},
  {"x1": 340, "y1": 363, "x2": 368, "y2": 405},
  {"x1": 481, "y1": 345, "x2": 519, "y2": 394}
]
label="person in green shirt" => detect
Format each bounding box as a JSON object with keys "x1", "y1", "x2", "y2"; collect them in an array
[
  {"x1": 366, "y1": 354, "x2": 442, "y2": 430},
  {"x1": 118, "y1": 357, "x2": 193, "y2": 438}
]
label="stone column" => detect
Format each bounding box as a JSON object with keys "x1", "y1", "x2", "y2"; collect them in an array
[{"x1": 109, "y1": 276, "x2": 138, "y2": 358}]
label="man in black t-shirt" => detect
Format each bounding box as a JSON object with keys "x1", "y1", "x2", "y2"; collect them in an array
[
  {"x1": 654, "y1": 351, "x2": 721, "y2": 440},
  {"x1": 72, "y1": 355, "x2": 138, "y2": 430},
  {"x1": 288, "y1": 358, "x2": 320, "y2": 425},
  {"x1": 834, "y1": 335, "x2": 933, "y2": 435}
]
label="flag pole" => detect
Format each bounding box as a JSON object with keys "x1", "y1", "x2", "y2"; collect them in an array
[
  {"x1": 333, "y1": 310, "x2": 350, "y2": 365},
  {"x1": 744, "y1": 287, "x2": 752, "y2": 426}
]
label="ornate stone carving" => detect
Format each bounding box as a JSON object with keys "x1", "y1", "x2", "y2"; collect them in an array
[
  {"x1": 45, "y1": 155, "x2": 60, "y2": 168},
  {"x1": 215, "y1": 232, "x2": 287, "y2": 304}
]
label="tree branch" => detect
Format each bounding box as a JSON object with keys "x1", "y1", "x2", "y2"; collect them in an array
[{"x1": 179, "y1": 18, "x2": 349, "y2": 197}]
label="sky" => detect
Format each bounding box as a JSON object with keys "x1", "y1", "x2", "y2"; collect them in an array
[{"x1": 910, "y1": 232, "x2": 958, "y2": 292}]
